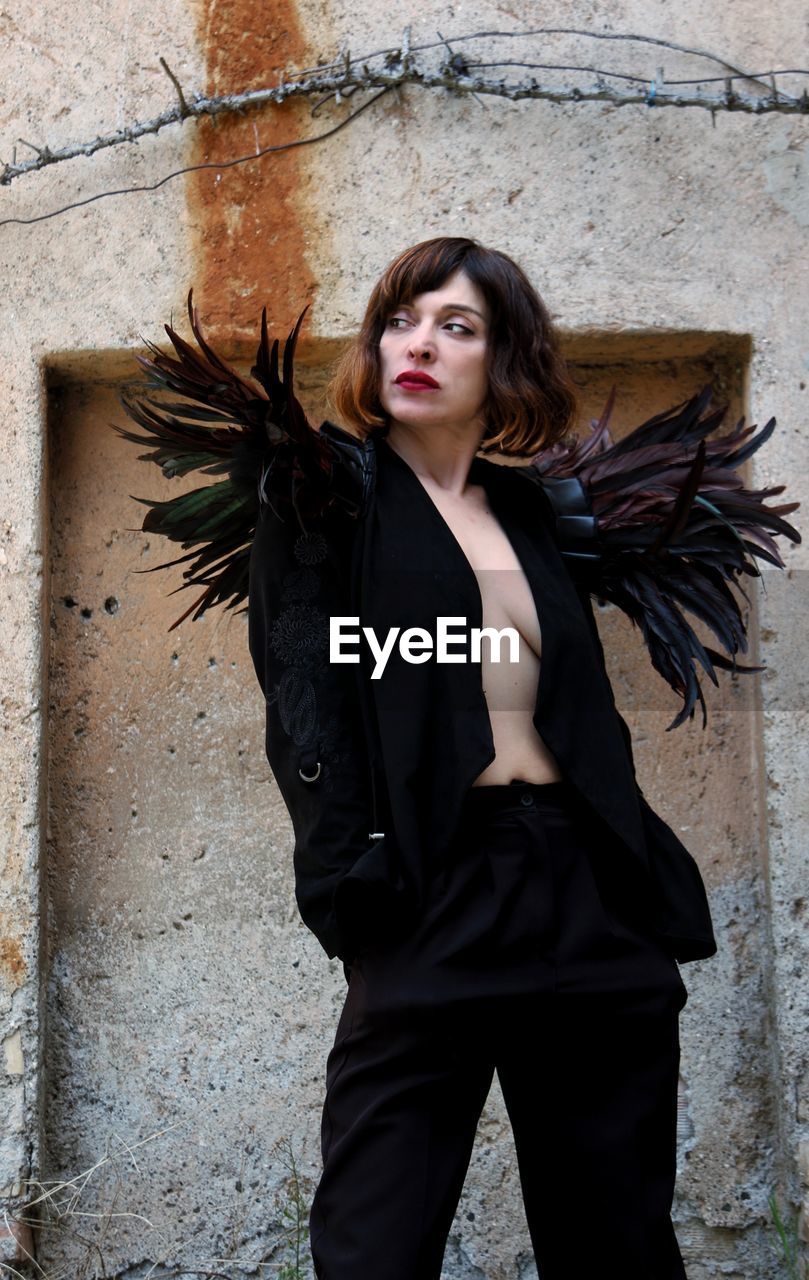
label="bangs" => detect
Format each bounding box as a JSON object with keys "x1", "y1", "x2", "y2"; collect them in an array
[{"x1": 374, "y1": 241, "x2": 481, "y2": 316}]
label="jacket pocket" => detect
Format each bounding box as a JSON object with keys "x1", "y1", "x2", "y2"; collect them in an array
[{"x1": 332, "y1": 837, "x2": 417, "y2": 961}]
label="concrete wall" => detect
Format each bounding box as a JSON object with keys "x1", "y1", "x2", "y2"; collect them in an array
[{"x1": 0, "y1": 1, "x2": 806, "y2": 1276}]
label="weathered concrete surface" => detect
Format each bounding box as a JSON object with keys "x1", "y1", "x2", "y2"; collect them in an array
[
  {"x1": 0, "y1": 0, "x2": 205, "y2": 1270},
  {"x1": 0, "y1": 0, "x2": 807, "y2": 1275}
]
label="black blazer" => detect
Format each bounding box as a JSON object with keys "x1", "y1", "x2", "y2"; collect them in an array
[{"x1": 248, "y1": 422, "x2": 717, "y2": 975}]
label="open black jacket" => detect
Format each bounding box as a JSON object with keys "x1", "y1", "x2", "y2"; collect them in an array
[{"x1": 248, "y1": 421, "x2": 717, "y2": 976}]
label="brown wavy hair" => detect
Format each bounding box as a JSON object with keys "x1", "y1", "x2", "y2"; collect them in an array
[{"x1": 326, "y1": 236, "x2": 579, "y2": 456}]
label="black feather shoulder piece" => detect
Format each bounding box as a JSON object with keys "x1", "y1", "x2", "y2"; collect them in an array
[
  {"x1": 114, "y1": 300, "x2": 801, "y2": 730},
  {"x1": 526, "y1": 385, "x2": 802, "y2": 729},
  {"x1": 111, "y1": 290, "x2": 336, "y2": 630}
]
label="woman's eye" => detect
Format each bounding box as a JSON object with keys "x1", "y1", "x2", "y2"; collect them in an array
[{"x1": 386, "y1": 317, "x2": 473, "y2": 334}]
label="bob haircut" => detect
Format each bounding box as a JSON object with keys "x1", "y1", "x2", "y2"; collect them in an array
[{"x1": 327, "y1": 235, "x2": 579, "y2": 457}]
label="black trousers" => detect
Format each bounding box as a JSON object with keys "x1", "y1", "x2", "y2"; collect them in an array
[{"x1": 310, "y1": 780, "x2": 689, "y2": 1279}]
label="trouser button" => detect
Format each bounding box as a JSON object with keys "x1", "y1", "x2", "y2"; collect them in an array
[{"x1": 520, "y1": 790, "x2": 534, "y2": 806}]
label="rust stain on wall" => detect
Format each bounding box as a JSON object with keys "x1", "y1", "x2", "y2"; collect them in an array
[
  {"x1": 0, "y1": 935, "x2": 25, "y2": 986},
  {"x1": 190, "y1": 0, "x2": 317, "y2": 342}
]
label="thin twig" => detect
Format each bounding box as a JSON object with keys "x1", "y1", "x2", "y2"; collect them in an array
[
  {"x1": 0, "y1": 86, "x2": 394, "y2": 227},
  {"x1": 158, "y1": 56, "x2": 191, "y2": 118}
]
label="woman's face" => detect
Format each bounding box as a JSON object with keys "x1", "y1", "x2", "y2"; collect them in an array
[{"x1": 377, "y1": 268, "x2": 490, "y2": 438}]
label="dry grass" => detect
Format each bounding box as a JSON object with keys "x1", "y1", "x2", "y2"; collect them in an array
[{"x1": 1, "y1": 1121, "x2": 315, "y2": 1280}]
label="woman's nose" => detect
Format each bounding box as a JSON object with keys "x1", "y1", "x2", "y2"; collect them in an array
[{"x1": 407, "y1": 328, "x2": 434, "y2": 360}]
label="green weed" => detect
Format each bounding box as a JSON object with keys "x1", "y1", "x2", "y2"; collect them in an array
[{"x1": 768, "y1": 1188, "x2": 807, "y2": 1280}]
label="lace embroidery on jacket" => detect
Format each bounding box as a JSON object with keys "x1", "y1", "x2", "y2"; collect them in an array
[{"x1": 265, "y1": 528, "x2": 341, "y2": 792}]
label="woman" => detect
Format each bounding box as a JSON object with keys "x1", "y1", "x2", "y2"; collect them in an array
[
  {"x1": 248, "y1": 236, "x2": 711, "y2": 1279},
  {"x1": 116, "y1": 234, "x2": 799, "y2": 1279}
]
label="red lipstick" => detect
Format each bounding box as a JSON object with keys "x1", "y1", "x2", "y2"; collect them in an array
[{"x1": 395, "y1": 370, "x2": 440, "y2": 389}]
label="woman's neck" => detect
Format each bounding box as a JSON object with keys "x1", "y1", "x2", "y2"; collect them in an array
[{"x1": 384, "y1": 421, "x2": 486, "y2": 496}]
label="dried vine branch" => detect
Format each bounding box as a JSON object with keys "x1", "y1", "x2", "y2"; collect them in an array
[{"x1": 2, "y1": 25, "x2": 807, "y2": 190}]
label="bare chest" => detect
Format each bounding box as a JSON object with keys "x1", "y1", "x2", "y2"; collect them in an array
[{"x1": 421, "y1": 481, "x2": 542, "y2": 658}]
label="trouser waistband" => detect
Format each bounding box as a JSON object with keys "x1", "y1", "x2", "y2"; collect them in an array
[{"x1": 459, "y1": 777, "x2": 579, "y2": 818}]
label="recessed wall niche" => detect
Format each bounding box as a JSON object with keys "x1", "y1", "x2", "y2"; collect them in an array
[{"x1": 39, "y1": 336, "x2": 765, "y2": 1274}]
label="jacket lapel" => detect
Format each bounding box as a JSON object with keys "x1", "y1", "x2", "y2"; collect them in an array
[{"x1": 471, "y1": 458, "x2": 648, "y2": 868}]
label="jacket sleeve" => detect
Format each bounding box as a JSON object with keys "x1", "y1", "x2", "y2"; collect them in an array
[
  {"x1": 522, "y1": 462, "x2": 716, "y2": 959},
  {"x1": 247, "y1": 499, "x2": 411, "y2": 972}
]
